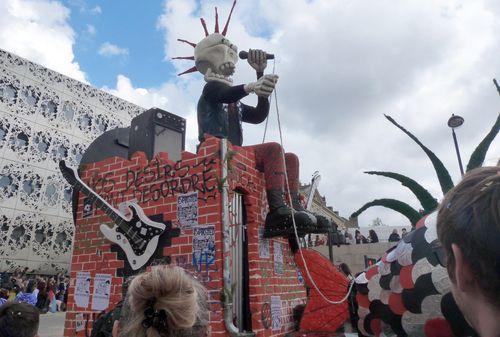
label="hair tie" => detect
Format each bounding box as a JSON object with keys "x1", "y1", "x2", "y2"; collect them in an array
[{"x1": 142, "y1": 302, "x2": 168, "y2": 331}]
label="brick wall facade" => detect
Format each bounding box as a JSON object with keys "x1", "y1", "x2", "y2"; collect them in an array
[{"x1": 64, "y1": 136, "x2": 307, "y2": 337}]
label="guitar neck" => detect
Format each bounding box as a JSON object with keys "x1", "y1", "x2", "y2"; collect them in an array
[{"x1": 63, "y1": 167, "x2": 126, "y2": 224}]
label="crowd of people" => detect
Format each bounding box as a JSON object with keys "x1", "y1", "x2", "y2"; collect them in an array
[
  {"x1": 0, "y1": 270, "x2": 69, "y2": 314},
  {"x1": 0, "y1": 167, "x2": 497, "y2": 337},
  {"x1": 310, "y1": 226, "x2": 411, "y2": 247}
]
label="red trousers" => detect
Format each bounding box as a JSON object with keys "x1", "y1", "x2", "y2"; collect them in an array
[{"x1": 244, "y1": 142, "x2": 299, "y2": 192}]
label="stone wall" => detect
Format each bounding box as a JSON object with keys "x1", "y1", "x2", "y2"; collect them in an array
[{"x1": 313, "y1": 242, "x2": 397, "y2": 274}]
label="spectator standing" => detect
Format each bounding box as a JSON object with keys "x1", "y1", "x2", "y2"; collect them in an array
[
  {"x1": 15, "y1": 281, "x2": 37, "y2": 306},
  {"x1": 35, "y1": 281, "x2": 48, "y2": 312},
  {"x1": 346, "y1": 233, "x2": 355, "y2": 245},
  {"x1": 0, "y1": 302, "x2": 40, "y2": 337},
  {"x1": 437, "y1": 167, "x2": 500, "y2": 337},
  {"x1": 388, "y1": 229, "x2": 401, "y2": 242},
  {"x1": 47, "y1": 285, "x2": 57, "y2": 313},
  {"x1": 355, "y1": 230, "x2": 361, "y2": 244},
  {"x1": 368, "y1": 229, "x2": 379, "y2": 243},
  {"x1": 401, "y1": 228, "x2": 408, "y2": 238}
]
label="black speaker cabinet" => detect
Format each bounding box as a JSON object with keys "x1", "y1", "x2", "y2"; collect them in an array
[{"x1": 128, "y1": 108, "x2": 186, "y2": 161}]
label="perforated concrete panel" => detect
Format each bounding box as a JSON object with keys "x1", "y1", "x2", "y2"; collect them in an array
[{"x1": 0, "y1": 49, "x2": 144, "y2": 274}]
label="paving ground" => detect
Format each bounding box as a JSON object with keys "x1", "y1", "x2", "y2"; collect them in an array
[
  {"x1": 39, "y1": 311, "x2": 65, "y2": 337},
  {"x1": 37, "y1": 312, "x2": 359, "y2": 337}
]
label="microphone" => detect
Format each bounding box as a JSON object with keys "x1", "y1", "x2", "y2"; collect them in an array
[{"x1": 239, "y1": 50, "x2": 274, "y2": 60}]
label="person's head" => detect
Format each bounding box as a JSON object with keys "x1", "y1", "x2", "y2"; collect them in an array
[
  {"x1": 355, "y1": 230, "x2": 360, "y2": 236},
  {"x1": 0, "y1": 302, "x2": 39, "y2": 337},
  {"x1": 116, "y1": 265, "x2": 208, "y2": 337},
  {"x1": 392, "y1": 229, "x2": 398, "y2": 234},
  {"x1": 437, "y1": 166, "x2": 500, "y2": 332},
  {"x1": 25, "y1": 280, "x2": 35, "y2": 294},
  {"x1": 369, "y1": 229, "x2": 377, "y2": 238},
  {"x1": 402, "y1": 228, "x2": 407, "y2": 234},
  {"x1": 339, "y1": 263, "x2": 352, "y2": 277}
]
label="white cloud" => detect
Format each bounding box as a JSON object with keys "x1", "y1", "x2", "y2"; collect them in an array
[
  {"x1": 106, "y1": 0, "x2": 499, "y2": 228},
  {"x1": 98, "y1": 42, "x2": 129, "y2": 57},
  {"x1": 0, "y1": 0, "x2": 87, "y2": 82},
  {"x1": 86, "y1": 24, "x2": 96, "y2": 35}
]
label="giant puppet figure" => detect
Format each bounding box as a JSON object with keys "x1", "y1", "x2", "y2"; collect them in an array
[{"x1": 174, "y1": 1, "x2": 331, "y2": 238}]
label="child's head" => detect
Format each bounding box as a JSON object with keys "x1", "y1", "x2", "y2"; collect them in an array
[{"x1": 0, "y1": 302, "x2": 40, "y2": 337}]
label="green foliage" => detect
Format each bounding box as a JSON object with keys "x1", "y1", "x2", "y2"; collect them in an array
[
  {"x1": 365, "y1": 171, "x2": 438, "y2": 213},
  {"x1": 384, "y1": 114, "x2": 454, "y2": 194},
  {"x1": 351, "y1": 198, "x2": 423, "y2": 226},
  {"x1": 466, "y1": 113, "x2": 500, "y2": 172}
]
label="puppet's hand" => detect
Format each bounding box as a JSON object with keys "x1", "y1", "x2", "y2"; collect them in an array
[
  {"x1": 247, "y1": 49, "x2": 268, "y2": 73},
  {"x1": 244, "y1": 74, "x2": 279, "y2": 98}
]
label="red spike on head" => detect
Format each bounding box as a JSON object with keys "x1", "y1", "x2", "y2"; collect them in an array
[
  {"x1": 177, "y1": 39, "x2": 196, "y2": 48},
  {"x1": 214, "y1": 7, "x2": 219, "y2": 33},
  {"x1": 200, "y1": 18, "x2": 209, "y2": 37},
  {"x1": 178, "y1": 66, "x2": 198, "y2": 76},
  {"x1": 222, "y1": 0, "x2": 237, "y2": 36}
]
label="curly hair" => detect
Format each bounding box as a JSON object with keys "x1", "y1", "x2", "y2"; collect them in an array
[
  {"x1": 437, "y1": 166, "x2": 500, "y2": 308},
  {"x1": 119, "y1": 265, "x2": 208, "y2": 337}
]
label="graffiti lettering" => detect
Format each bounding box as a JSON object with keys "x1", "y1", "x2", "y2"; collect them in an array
[{"x1": 87, "y1": 158, "x2": 217, "y2": 206}]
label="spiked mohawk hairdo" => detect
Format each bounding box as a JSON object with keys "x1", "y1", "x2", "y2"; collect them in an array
[{"x1": 173, "y1": 0, "x2": 237, "y2": 76}]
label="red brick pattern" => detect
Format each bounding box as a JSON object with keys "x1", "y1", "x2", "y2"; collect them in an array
[{"x1": 64, "y1": 136, "x2": 307, "y2": 337}]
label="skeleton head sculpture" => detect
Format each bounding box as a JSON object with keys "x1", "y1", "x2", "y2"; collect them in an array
[
  {"x1": 194, "y1": 33, "x2": 238, "y2": 85},
  {"x1": 174, "y1": 1, "x2": 238, "y2": 85}
]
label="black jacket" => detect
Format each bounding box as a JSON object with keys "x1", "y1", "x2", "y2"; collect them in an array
[{"x1": 197, "y1": 81, "x2": 269, "y2": 146}]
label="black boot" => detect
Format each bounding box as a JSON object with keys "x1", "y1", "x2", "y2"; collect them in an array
[
  {"x1": 263, "y1": 189, "x2": 317, "y2": 238},
  {"x1": 290, "y1": 192, "x2": 332, "y2": 233}
]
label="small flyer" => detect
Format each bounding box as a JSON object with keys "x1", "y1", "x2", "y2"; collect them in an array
[
  {"x1": 258, "y1": 226, "x2": 270, "y2": 259},
  {"x1": 273, "y1": 241, "x2": 284, "y2": 275},
  {"x1": 75, "y1": 313, "x2": 85, "y2": 332},
  {"x1": 82, "y1": 197, "x2": 93, "y2": 218},
  {"x1": 271, "y1": 295, "x2": 282, "y2": 331},
  {"x1": 192, "y1": 225, "x2": 216, "y2": 274},
  {"x1": 74, "y1": 271, "x2": 91, "y2": 309},
  {"x1": 177, "y1": 192, "x2": 198, "y2": 229},
  {"x1": 91, "y1": 274, "x2": 112, "y2": 311}
]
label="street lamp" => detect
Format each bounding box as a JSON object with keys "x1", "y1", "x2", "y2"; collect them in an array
[{"x1": 447, "y1": 114, "x2": 465, "y2": 176}]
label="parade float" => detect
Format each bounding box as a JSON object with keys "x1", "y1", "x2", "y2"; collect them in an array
[{"x1": 61, "y1": 3, "x2": 348, "y2": 337}]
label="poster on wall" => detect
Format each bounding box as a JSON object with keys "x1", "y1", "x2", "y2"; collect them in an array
[
  {"x1": 271, "y1": 295, "x2": 282, "y2": 331},
  {"x1": 192, "y1": 225, "x2": 215, "y2": 274},
  {"x1": 177, "y1": 192, "x2": 198, "y2": 229},
  {"x1": 274, "y1": 241, "x2": 284, "y2": 275},
  {"x1": 258, "y1": 226, "x2": 270, "y2": 258},
  {"x1": 74, "y1": 271, "x2": 91, "y2": 309},
  {"x1": 75, "y1": 313, "x2": 85, "y2": 332},
  {"x1": 91, "y1": 274, "x2": 112, "y2": 311},
  {"x1": 83, "y1": 197, "x2": 93, "y2": 218}
]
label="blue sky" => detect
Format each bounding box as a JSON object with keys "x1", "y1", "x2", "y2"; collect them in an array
[{"x1": 65, "y1": 0, "x2": 175, "y2": 88}]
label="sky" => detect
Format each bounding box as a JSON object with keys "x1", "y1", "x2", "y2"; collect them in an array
[{"x1": 0, "y1": 0, "x2": 498, "y2": 229}]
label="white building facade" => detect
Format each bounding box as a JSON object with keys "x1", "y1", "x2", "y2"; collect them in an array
[{"x1": 0, "y1": 49, "x2": 143, "y2": 274}]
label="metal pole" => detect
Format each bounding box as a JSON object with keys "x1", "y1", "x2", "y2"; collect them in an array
[
  {"x1": 451, "y1": 128, "x2": 465, "y2": 176},
  {"x1": 327, "y1": 230, "x2": 334, "y2": 263}
]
